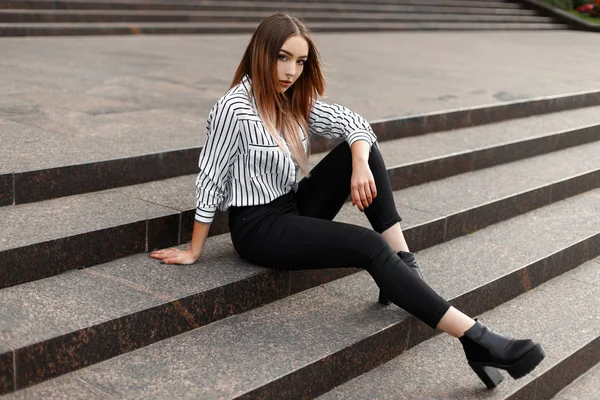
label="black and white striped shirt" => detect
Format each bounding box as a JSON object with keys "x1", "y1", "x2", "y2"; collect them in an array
[{"x1": 195, "y1": 75, "x2": 377, "y2": 224}]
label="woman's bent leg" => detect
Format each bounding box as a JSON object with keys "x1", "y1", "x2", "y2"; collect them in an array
[{"x1": 296, "y1": 142, "x2": 401, "y2": 234}]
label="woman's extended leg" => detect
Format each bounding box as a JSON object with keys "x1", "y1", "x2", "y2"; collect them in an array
[{"x1": 229, "y1": 204, "x2": 543, "y2": 389}]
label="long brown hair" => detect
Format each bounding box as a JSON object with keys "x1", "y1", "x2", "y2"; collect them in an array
[{"x1": 231, "y1": 13, "x2": 325, "y2": 173}]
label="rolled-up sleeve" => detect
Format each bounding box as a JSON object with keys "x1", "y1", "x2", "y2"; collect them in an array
[
  {"x1": 308, "y1": 100, "x2": 377, "y2": 147},
  {"x1": 195, "y1": 100, "x2": 240, "y2": 224}
]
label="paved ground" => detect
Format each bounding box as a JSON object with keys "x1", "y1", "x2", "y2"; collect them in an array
[{"x1": 1, "y1": 30, "x2": 600, "y2": 173}]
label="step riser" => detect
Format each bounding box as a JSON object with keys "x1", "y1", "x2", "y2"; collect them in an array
[
  {"x1": 0, "y1": 174, "x2": 11, "y2": 207},
  {"x1": 4, "y1": 118, "x2": 600, "y2": 289},
  {"x1": 0, "y1": 0, "x2": 527, "y2": 12},
  {"x1": 7, "y1": 147, "x2": 202, "y2": 207},
  {"x1": 4, "y1": 91, "x2": 600, "y2": 207},
  {"x1": 408, "y1": 169, "x2": 600, "y2": 250},
  {"x1": 0, "y1": 13, "x2": 551, "y2": 24},
  {"x1": 1, "y1": 180, "x2": 598, "y2": 394},
  {"x1": 235, "y1": 233, "x2": 600, "y2": 399},
  {"x1": 2, "y1": 127, "x2": 599, "y2": 290},
  {"x1": 0, "y1": 5, "x2": 539, "y2": 16},
  {"x1": 387, "y1": 124, "x2": 600, "y2": 191},
  {"x1": 0, "y1": 22, "x2": 567, "y2": 37},
  {"x1": 514, "y1": 337, "x2": 600, "y2": 400}
]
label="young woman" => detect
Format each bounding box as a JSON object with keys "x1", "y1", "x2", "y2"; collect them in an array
[{"x1": 151, "y1": 13, "x2": 544, "y2": 390}]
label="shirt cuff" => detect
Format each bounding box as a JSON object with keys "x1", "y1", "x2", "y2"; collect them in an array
[
  {"x1": 195, "y1": 205, "x2": 218, "y2": 224},
  {"x1": 346, "y1": 129, "x2": 377, "y2": 148}
]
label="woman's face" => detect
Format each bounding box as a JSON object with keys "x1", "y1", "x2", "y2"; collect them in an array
[{"x1": 276, "y1": 35, "x2": 309, "y2": 93}]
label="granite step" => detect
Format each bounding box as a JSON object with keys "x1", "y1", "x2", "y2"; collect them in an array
[
  {"x1": 553, "y1": 362, "x2": 600, "y2": 400},
  {"x1": 2, "y1": 118, "x2": 600, "y2": 289},
  {"x1": 166, "y1": 0, "x2": 525, "y2": 7},
  {"x1": 0, "y1": 1, "x2": 538, "y2": 16},
  {"x1": 0, "y1": 21, "x2": 568, "y2": 37},
  {"x1": 3, "y1": 91, "x2": 599, "y2": 207},
  {"x1": 0, "y1": 10, "x2": 553, "y2": 24},
  {"x1": 2, "y1": 189, "x2": 598, "y2": 397},
  {"x1": 0, "y1": 145, "x2": 599, "y2": 393},
  {"x1": 312, "y1": 105, "x2": 600, "y2": 191},
  {"x1": 317, "y1": 256, "x2": 600, "y2": 400},
  {"x1": 0, "y1": 0, "x2": 528, "y2": 12}
]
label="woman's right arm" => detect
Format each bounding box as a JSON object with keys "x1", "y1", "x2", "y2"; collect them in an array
[
  {"x1": 150, "y1": 220, "x2": 210, "y2": 264},
  {"x1": 151, "y1": 98, "x2": 241, "y2": 265}
]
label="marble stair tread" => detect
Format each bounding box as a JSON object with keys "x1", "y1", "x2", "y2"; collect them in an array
[
  {"x1": 2, "y1": 137, "x2": 599, "y2": 291},
  {"x1": 5, "y1": 147, "x2": 597, "y2": 347},
  {"x1": 0, "y1": 22, "x2": 567, "y2": 37},
  {"x1": 3, "y1": 134, "x2": 599, "y2": 253},
  {"x1": 3, "y1": 96, "x2": 598, "y2": 181},
  {"x1": 0, "y1": 187, "x2": 181, "y2": 252},
  {"x1": 4, "y1": 0, "x2": 528, "y2": 11},
  {"x1": 317, "y1": 256, "x2": 600, "y2": 400},
  {"x1": 311, "y1": 105, "x2": 600, "y2": 169},
  {"x1": 553, "y1": 361, "x2": 600, "y2": 400},
  {"x1": 0, "y1": 232, "x2": 255, "y2": 351},
  {"x1": 173, "y1": 0, "x2": 525, "y2": 7},
  {"x1": 2, "y1": 188, "x2": 599, "y2": 397},
  {"x1": 3, "y1": 0, "x2": 537, "y2": 15},
  {"x1": 0, "y1": 10, "x2": 551, "y2": 24}
]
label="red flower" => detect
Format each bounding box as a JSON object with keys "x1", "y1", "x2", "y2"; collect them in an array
[{"x1": 577, "y1": 3, "x2": 595, "y2": 12}]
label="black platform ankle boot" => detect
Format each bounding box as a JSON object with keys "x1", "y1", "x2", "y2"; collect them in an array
[
  {"x1": 459, "y1": 320, "x2": 545, "y2": 389},
  {"x1": 378, "y1": 251, "x2": 424, "y2": 305}
]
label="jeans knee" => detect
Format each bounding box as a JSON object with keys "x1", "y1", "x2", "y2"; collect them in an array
[{"x1": 356, "y1": 230, "x2": 395, "y2": 273}]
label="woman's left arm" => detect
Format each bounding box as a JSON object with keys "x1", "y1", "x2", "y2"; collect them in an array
[
  {"x1": 309, "y1": 100, "x2": 378, "y2": 211},
  {"x1": 308, "y1": 100, "x2": 377, "y2": 149},
  {"x1": 350, "y1": 140, "x2": 377, "y2": 212}
]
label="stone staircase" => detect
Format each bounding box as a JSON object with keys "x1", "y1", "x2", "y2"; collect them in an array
[
  {"x1": 0, "y1": 0, "x2": 569, "y2": 36},
  {"x1": 1, "y1": 90, "x2": 599, "y2": 398}
]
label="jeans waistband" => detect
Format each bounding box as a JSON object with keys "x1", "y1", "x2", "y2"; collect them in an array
[{"x1": 229, "y1": 191, "x2": 296, "y2": 228}]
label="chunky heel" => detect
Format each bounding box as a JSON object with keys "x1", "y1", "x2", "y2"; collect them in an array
[
  {"x1": 378, "y1": 290, "x2": 390, "y2": 305},
  {"x1": 469, "y1": 363, "x2": 504, "y2": 389},
  {"x1": 505, "y1": 344, "x2": 546, "y2": 379},
  {"x1": 460, "y1": 321, "x2": 545, "y2": 389}
]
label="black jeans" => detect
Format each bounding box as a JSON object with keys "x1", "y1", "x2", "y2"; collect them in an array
[{"x1": 229, "y1": 142, "x2": 451, "y2": 329}]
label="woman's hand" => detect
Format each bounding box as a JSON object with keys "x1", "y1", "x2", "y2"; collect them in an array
[
  {"x1": 150, "y1": 247, "x2": 199, "y2": 265},
  {"x1": 351, "y1": 160, "x2": 377, "y2": 212}
]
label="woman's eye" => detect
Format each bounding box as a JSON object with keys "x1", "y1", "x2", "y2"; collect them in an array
[
  {"x1": 297, "y1": 60, "x2": 305, "y2": 65},
  {"x1": 278, "y1": 54, "x2": 287, "y2": 61}
]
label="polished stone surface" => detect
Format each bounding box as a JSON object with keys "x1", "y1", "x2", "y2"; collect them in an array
[
  {"x1": 553, "y1": 362, "x2": 600, "y2": 400},
  {"x1": 2, "y1": 75, "x2": 599, "y2": 204},
  {"x1": 0, "y1": 234, "x2": 250, "y2": 349},
  {"x1": 310, "y1": 103, "x2": 600, "y2": 169},
  {"x1": 0, "y1": 189, "x2": 174, "y2": 251},
  {"x1": 317, "y1": 257, "x2": 600, "y2": 400},
  {"x1": 0, "y1": 346, "x2": 13, "y2": 394},
  {"x1": 3, "y1": 375, "x2": 111, "y2": 400},
  {"x1": 0, "y1": 188, "x2": 179, "y2": 288},
  {"x1": 0, "y1": 173, "x2": 12, "y2": 207},
  {"x1": 5, "y1": 134, "x2": 599, "y2": 291},
  {"x1": 8, "y1": 191, "x2": 599, "y2": 398},
  {"x1": 0, "y1": 233, "x2": 291, "y2": 389},
  {"x1": 511, "y1": 140, "x2": 600, "y2": 181},
  {"x1": 72, "y1": 277, "x2": 410, "y2": 400},
  {"x1": 2, "y1": 31, "x2": 600, "y2": 173},
  {"x1": 417, "y1": 189, "x2": 600, "y2": 301},
  {"x1": 14, "y1": 147, "x2": 201, "y2": 204},
  {"x1": 0, "y1": 222, "x2": 147, "y2": 289}
]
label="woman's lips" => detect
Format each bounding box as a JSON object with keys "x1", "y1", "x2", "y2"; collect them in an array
[{"x1": 279, "y1": 80, "x2": 292, "y2": 87}]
